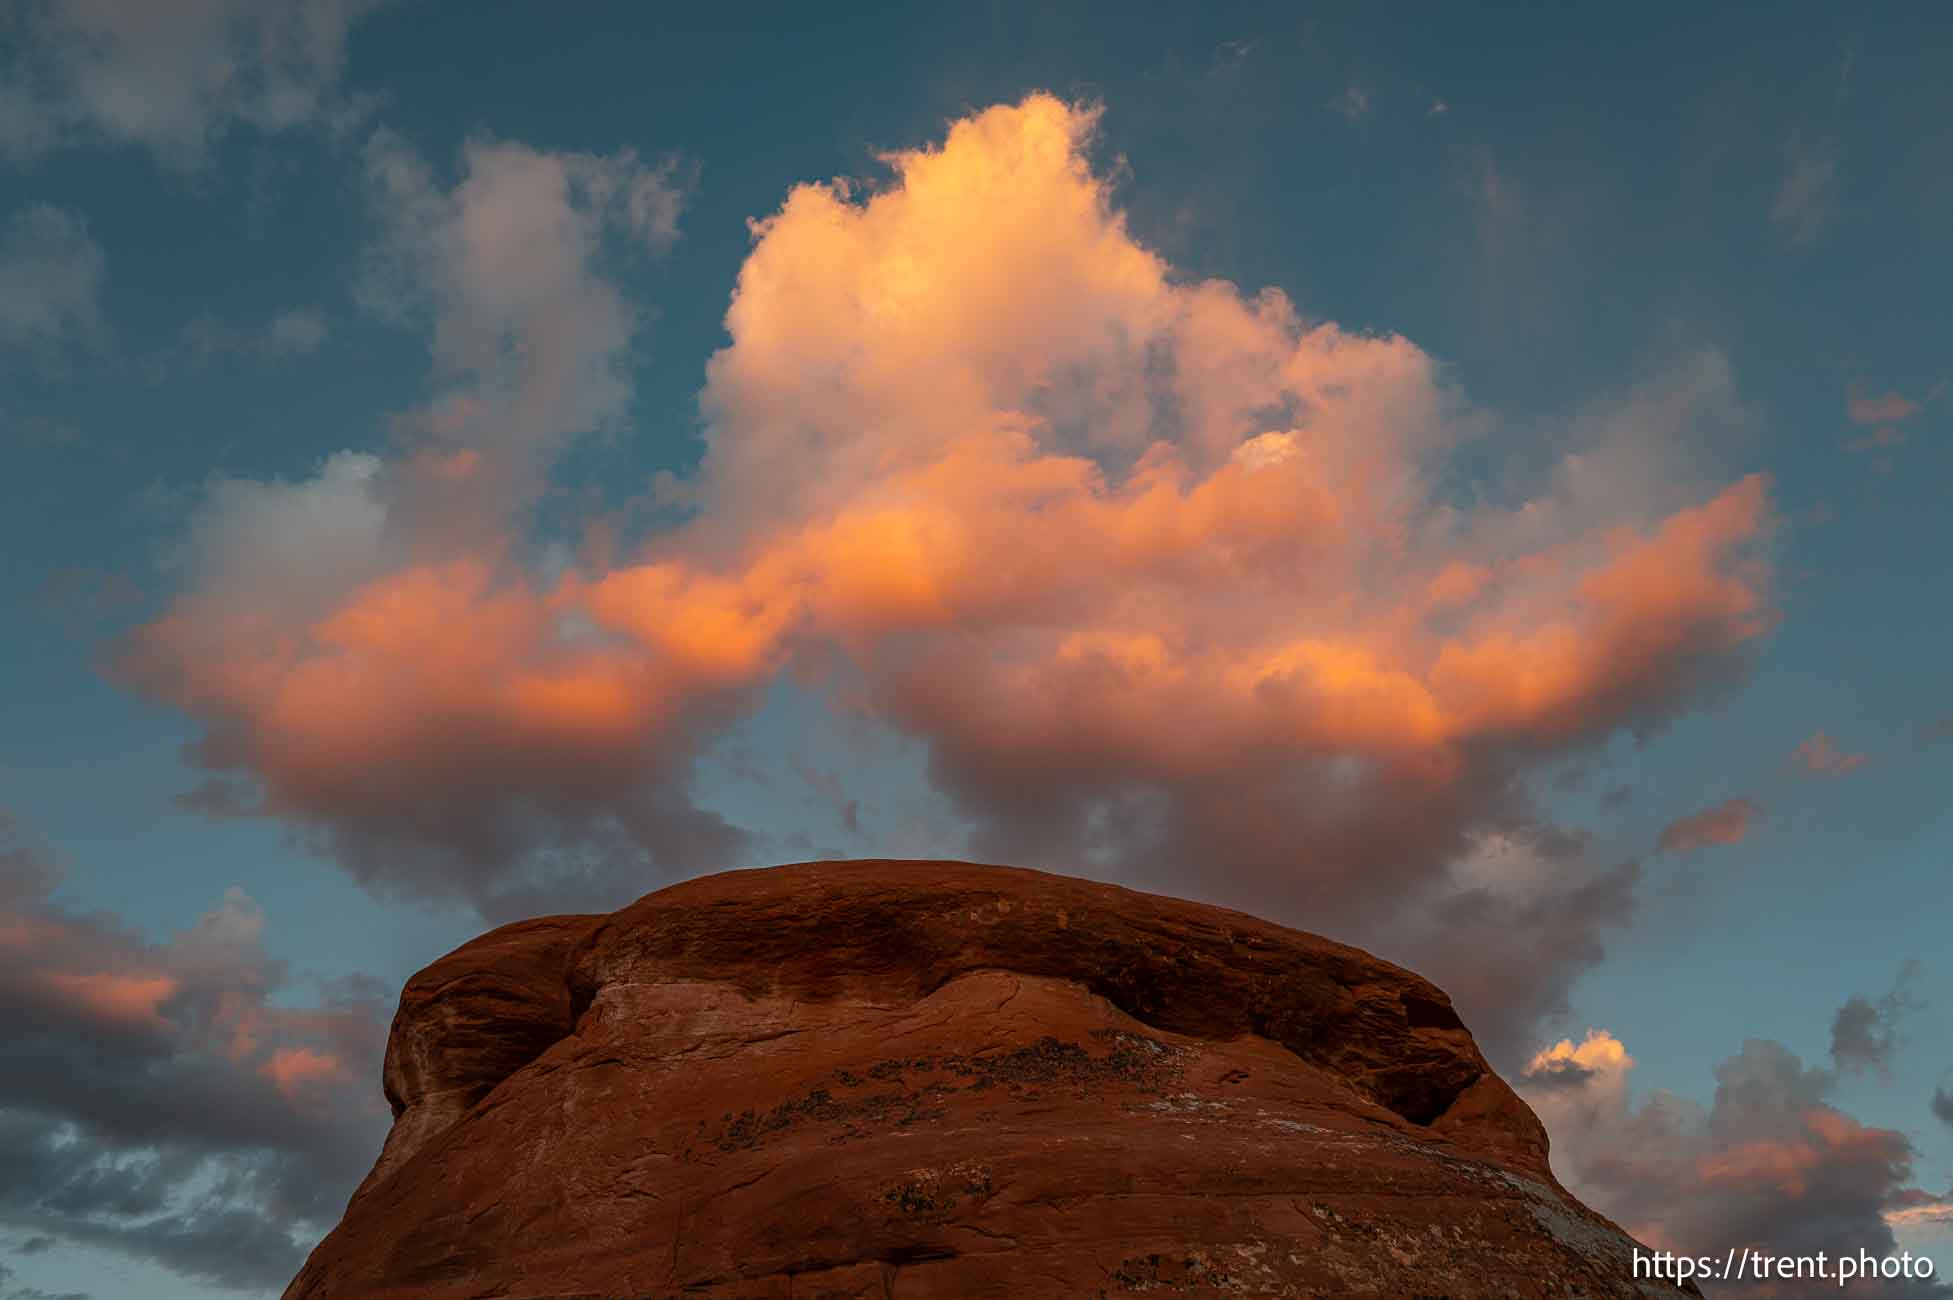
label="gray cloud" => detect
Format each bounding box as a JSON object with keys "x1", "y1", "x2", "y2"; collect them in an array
[
  {"x1": 0, "y1": 814, "x2": 388, "y2": 1292},
  {"x1": 1931, "y1": 1077, "x2": 1953, "y2": 1131},
  {"x1": 0, "y1": 0, "x2": 388, "y2": 167},
  {"x1": 1522, "y1": 1031, "x2": 1948, "y2": 1297},
  {"x1": 1831, "y1": 962, "x2": 1922, "y2": 1078},
  {"x1": 0, "y1": 205, "x2": 106, "y2": 374}
]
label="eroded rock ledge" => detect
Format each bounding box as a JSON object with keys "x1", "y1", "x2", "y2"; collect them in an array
[{"x1": 286, "y1": 860, "x2": 1690, "y2": 1299}]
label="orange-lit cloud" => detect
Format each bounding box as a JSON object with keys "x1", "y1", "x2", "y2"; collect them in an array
[
  {"x1": 261, "y1": 1045, "x2": 352, "y2": 1101},
  {"x1": 0, "y1": 816, "x2": 390, "y2": 1286},
  {"x1": 122, "y1": 94, "x2": 1777, "y2": 1005},
  {"x1": 1527, "y1": 1027, "x2": 1635, "y2": 1084},
  {"x1": 1846, "y1": 386, "x2": 1922, "y2": 426},
  {"x1": 1656, "y1": 797, "x2": 1758, "y2": 855},
  {"x1": 36, "y1": 970, "x2": 181, "y2": 1030},
  {"x1": 1793, "y1": 730, "x2": 1869, "y2": 777},
  {"x1": 1518, "y1": 1029, "x2": 1929, "y2": 1273}
]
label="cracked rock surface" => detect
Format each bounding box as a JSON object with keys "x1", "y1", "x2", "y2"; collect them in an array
[{"x1": 285, "y1": 860, "x2": 1692, "y2": 1299}]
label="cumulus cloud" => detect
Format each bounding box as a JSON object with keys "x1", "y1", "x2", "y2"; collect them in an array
[
  {"x1": 1794, "y1": 730, "x2": 1869, "y2": 777},
  {"x1": 0, "y1": 0, "x2": 387, "y2": 166},
  {"x1": 123, "y1": 98, "x2": 1775, "y2": 1050},
  {"x1": 0, "y1": 205, "x2": 105, "y2": 373},
  {"x1": 1656, "y1": 797, "x2": 1758, "y2": 856},
  {"x1": 0, "y1": 812, "x2": 388, "y2": 1291},
  {"x1": 1520, "y1": 1028, "x2": 1945, "y2": 1294},
  {"x1": 671, "y1": 96, "x2": 1773, "y2": 1017},
  {"x1": 1830, "y1": 964, "x2": 1922, "y2": 1079},
  {"x1": 119, "y1": 128, "x2": 723, "y2": 919},
  {"x1": 1356, "y1": 824, "x2": 1640, "y2": 1064}
]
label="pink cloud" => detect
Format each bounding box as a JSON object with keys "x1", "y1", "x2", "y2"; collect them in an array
[
  {"x1": 36, "y1": 969, "x2": 181, "y2": 1030},
  {"x1": 1846, "y1": 386, "x2": 1922, "y2": 426},
  {"x1": 1519, "y1": 1030, "x2": 1930, "y2": 1273},
  {"x1": 1656, "y1": 797, "x2": 1758, "y2": 855},
  {"x1": 120, "y1": 97, "x2": 1776, "y2": 1042},
  {"x1": 0, "y1": 815, "x2": 390, "y2": 1287},
  {"x1": 1793, "y1": 730, "x2": 1869, "y2": 776},
  {"x1": 261, "y1": 1045, "x2": 352, "y2": 1101}
]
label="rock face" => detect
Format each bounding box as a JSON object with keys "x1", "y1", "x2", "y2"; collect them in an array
[{"x1": 287, "y1": 861, "x2": 1688, "y2": 1299}]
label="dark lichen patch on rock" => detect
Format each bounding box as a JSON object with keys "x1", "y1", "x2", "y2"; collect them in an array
[
  {"x1": 1103, "y1": 1249, "x2": 1243, "y2": 1293},
  {"x1": 705, "y1": 1086, "x2": 953, "y2": 1154},
  {"x1": 879, "y1": 1160, "x2": 995, "y2": 1220}
]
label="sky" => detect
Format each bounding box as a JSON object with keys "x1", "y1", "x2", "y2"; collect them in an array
[{"x1": 1, "y1": 2, "x2": 1951, "y2": 1296}]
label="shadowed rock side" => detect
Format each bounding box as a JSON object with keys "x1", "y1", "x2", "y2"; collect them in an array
[{"x1": 287, "y1": 860, "x2": 1692, "y2": 1299}]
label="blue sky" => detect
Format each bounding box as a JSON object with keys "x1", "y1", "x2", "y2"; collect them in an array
[{"x1": 2, "y1": 3, "x2": 1951, "y2": 1296}]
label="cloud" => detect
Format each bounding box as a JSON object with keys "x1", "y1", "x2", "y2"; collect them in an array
[
  {"x1": 1843, "y1": 383, "x2": 1929, "y2": 457},
  {"x1": 119, "y1": 128, "x2": 721, "y2": 919},
  {"x1": 0, "y1": 812, "x2": 388, "y2": 1292},
  {"x1": 1656, "y1": 796, "x2": 1758, "y2": 855},
  {"x1": 173, "y1": 306, "x2": 330, "y2": 369},
  {"x1": 1932, "y1": 1078, "x2": 1953, "y2": 1131},
  {"x1": 1886, "y1": 1191, "x2": 1953, "y2": 1231},
  {"x1": 123, "y1": 98, "x2": 1775, "y2": 1056},
  {"x1": 1330, "y1": 85, "x2": 1370, "y2": 120},
  {"x1": 1830, "y1": 963, "x2": 1922, "y2": 1079},
  {"x1": 0, "y1": 205, "x2": 106, "y2": 373},
  {"x1": 1519, "y1": 1029, "x2": 1945, "y2": 1293},
  {"x1": 1771, "y1": 132, "x2": 1837, "y2": 247},
  {"x1": 674, "y1": 96, "x2": 1772, "y2": 1029},
  {"x1": 265, "y1": 307, "x2": 327, "y2": 355},
  {"x1": 1845, "y1": 425, "x2": 1906, "y2": 454},
  {"x1": 1525, "y1": 1027, "x2": 1632, "y2": 1092},
  {"x1": 1794, "y1": 730, "x2": 1869, "y2": 777},
  {"x1": 1847, "y1": 386, "x2": 1922, "y2": 427},
  {"x1": 0, "y1": 0, "x2": 388, "y2": 167}
]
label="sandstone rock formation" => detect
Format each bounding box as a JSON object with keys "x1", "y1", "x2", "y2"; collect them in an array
[{"x1": 287, "y1": 860, "x2": 1690, "y2": 1299}]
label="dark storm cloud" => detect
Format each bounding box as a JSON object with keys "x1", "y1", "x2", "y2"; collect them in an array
[{"x1": 0, "y1": 814, "x2": 388, "y2": 1292}]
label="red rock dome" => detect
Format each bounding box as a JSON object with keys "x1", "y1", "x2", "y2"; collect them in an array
[{"x1": 285, "y1": 860, "x2": 1691, "y2": 1299}]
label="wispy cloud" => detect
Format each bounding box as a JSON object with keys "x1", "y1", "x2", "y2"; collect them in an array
[
  {"x1": 1329, "y1": 84, "x2": 1370, "y2": 120},
  {"x1": 0, "y1": 0, "x2": 390, "y2": 167},
  {"x1": 1830, "y1": 962, "x2": 1922, "y2": 1079},
  {"x1": 1770, "y1": 132, "x2": 1838, "y2": 247},
  {"x1": 0, "y1": 205, "x2": 106, "y2": 375},
  {"x1": 1794, "y1": 729, "x2": 1870, "y2": 777},
  {"x1": 1656, "y1": 797, "x2": 1758, "y2": 856}
]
